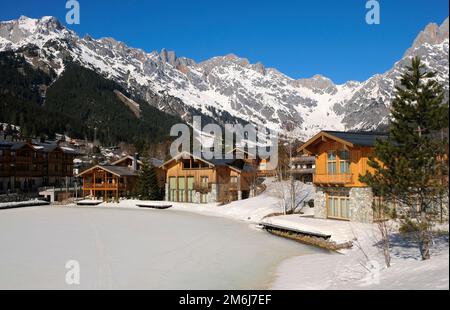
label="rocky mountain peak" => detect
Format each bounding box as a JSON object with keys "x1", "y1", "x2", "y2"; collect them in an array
[
  {"x1": 160, "y1": 48, "x2": 177, "y2": 66},
  {"x1": 0, "y1": 16, "x2": 447, "y2": 140},
  {"x1": 405, "y1": 17, "x2": 449, "y2": 56}
]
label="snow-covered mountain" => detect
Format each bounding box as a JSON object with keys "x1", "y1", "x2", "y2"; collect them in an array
[{"x1": 0, "y1": 16, "x2": 448, "y2": 140}]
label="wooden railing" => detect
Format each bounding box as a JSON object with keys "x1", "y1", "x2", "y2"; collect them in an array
[
  {"x1": 257, "y1": 170, "x2": 277, "y2": 177},
  {"x1": 193, "y1": 182, "x2": 211, "y2": 193},
  {"x1": 314, "y1": 174, "x2": 353, "y2": 185},
  {"x1": 14, "y1": 156, "x2": 33, "y2": 163},
  {"x1": 290, "y1": 168, "x2": 315, "y2": 175},
  {"x1": 0, "y1": 156, "x2": 11, "y2": 163},
  {"x1": 228, "y1": 183, "x2": 239, "y2": 191},
  {"x1": 83, "y1": 183, "x2": 124, "y2": 190}
]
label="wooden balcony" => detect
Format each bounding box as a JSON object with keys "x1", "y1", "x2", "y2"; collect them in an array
[
  {"x1": 314, "y1": 174, "x2": 353, "y2": 185},
  {"x1": 15, "y1": 170, "x2": 43, "y2": 177},
  {"x1": 82, "y1": 183, "x2": 124, "y2": 190},
  {"x1": 290, "y1": 168, "x2": 315, "y2": 175},
  {"x1": 228, "y1": 183, "x2": 239, "y2": 191},
  {"x1": 14, "y1": 156, "x2": 33, "y2": 163},
  {"x1": 194, "y1": 182, "x2": 212, "y2": 194},
  {"x1": 0, "y1": 156, "x2": 11, "y2": 163}
]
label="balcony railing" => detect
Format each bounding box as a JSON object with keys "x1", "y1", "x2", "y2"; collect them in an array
[
  {"x1": 83, "y1": 183, "x2": 124, "y2": 190},
  {"x1": 228, "y1": 183, "x2": 239, "y2": 191},
  {"x1": 194, "y1": 182, "x2": 212, "y2": 193},
  {"x1": 314, "y1": 174, "x2": 353, "y2": 185},
  {"x1": 290, "y1": 168, "x2": 315, "y2": 175}
]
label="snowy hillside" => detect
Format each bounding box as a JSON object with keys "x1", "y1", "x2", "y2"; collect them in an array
[{"x1": 0, "y1": 16, "x2": 448, "y2": 140}]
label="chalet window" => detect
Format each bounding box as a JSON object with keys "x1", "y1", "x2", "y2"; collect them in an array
[
  {"x1": 183, "y1": 160, "x2": 208, "y2": 170},
  {"x1": 200, "y1": 177, "x2": 209, "y2": 204},
  {"x1": 327, "y1": 189, "x2": 350, "y2": 220},
  {"x1": 178, "y1": 177, "x2": 186, "y2": 202},
  {"x1": 182, "y1": 160, "x2": 191, "y2": 169},
  {"x1": 169, "y1": 177, "x2": 177, "y2": 202},
  {"x1": 339, "y1": 150, "x2": 350, "y2": 174},
  {"x1": 231, "y1": 176, "x2": 238, "y2": 183},
  {"x1": 187, "y1": 177, "x2": 194, "y2": 203},
  {"x1": 327, "y1": 151, "x2": 337, "y2": 175}
]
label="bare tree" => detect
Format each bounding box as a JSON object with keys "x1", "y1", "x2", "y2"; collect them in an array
[
  {"x1": 273, "y1": 176, "x2": 312, "y2": 215},
  {"x1": 373, "y1": 198, "x2": 393, "y2": 268}
]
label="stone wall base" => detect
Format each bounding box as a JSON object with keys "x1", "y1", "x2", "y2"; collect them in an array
[{"x1": 314, "y1": 186, "x2": 374, "y2": 223}]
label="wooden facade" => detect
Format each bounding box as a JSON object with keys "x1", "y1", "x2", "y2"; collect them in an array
[
  {"x1": 299, "y1": 131, "x2": 378, "y2": 188},
  {"x1": 78, "y1": 155, "x2": 166, "y2": 202},
  {"x1": 111, "y1": 155, "x2": 165, "y2": 189},
  {"x1": 78, "y1": 165, "x2": 137, "y2": 202},
  {"x1": 299, "y1": 131, "x2": 387, "y2": 222},
  {"x1": 0, "y1": 141, "x2": 77, "y2": 194},
  {"x1": 227, "y1": 148, "x2": 277, "y2": 177},
  {"x1": 162, "y1": 152, "x2": 256, "y2": 204}
]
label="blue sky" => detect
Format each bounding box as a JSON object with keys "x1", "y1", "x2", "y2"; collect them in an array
[{"x1": 1, "y1": 0, "x2": 448, "y2": 84}]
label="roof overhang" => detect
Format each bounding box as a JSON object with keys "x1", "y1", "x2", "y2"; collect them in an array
[
  {"x1": 298, "y1": 131, "x2": 354, "y2": 154},
  {"x1": 160, "y1": 151, "x2": 215, "y2": 170},
  {"x1": 111, "y1": 155, "x2": 143, "y2": 166},
  {"x1": 76, "y1": 165, "x2": 129, "y2": 178}
]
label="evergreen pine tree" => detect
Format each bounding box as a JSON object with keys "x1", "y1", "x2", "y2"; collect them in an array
[
  {"x1": 135, "y1": 155, "x2": 161, "y2": 201},
  {"x1": 360, "y1": 57, "x2": 449, "y2": 260}
]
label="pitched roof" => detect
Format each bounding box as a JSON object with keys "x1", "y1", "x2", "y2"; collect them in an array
[
  {"x1": 299, "y1": 130, "x2": 388, "y2": 153},
  {"x1": 111, "y1": 155, "x2": 163, "y2": 167},
  {"x1": 0, "y1": 141, "x2": 80, "y2": 154},
  {"x1": 77, "y1": 165, "x2": 138, "y2": 177},
  {"x1": 102, "y1": 166, "x2": 139, "y2": 177},
  {"x1": 323, "y1": 131, "x2": 388, "y2": 147},
  {"x1": 161, "y1": 151, "x2": 246, "y2": 171},
  {"x1": 0, "y1": 141, "x2": 34, "y2": 151}
]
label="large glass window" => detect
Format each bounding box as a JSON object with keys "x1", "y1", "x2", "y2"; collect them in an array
[
  {"x1": 169, "y1": 177, "x2": 177, "y2": 202},
  {"x1": 187, "y1": 177, "x2": 194, "y2": 203},
  {"x1": 339, "y1": 150, "x2": 350, "y2": 174},
  {"x1": 327, "y1": 190, "x2": 350, "y2": 220},
  {"x1": 327, "y1": 151, "x2": 337, "y2": 175},
  {"x1": 178, "y1": 177, "x2": 186, "y2": 202}
]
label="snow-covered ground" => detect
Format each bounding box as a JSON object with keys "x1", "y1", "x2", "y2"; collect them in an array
[
  {"x1": 76, "y1": 178, "x2": 449, "y2": 290},
  {"x1": 269, "y1": 215, "x2": 449, "y2": 290},
  {"x1": 0, "y1": 206, "x2": 322, "y2": 290},
  {"x1": 100, "y1": 178, "x2": 315, "y2": 223},
  {"x1": 1, "y1": 178, "x2": 448, "y2": 289},
  {"x1": 0, "y1": 199, "x2": 49, "y2": 209}
]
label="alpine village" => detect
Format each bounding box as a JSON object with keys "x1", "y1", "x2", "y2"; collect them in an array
[{"x1": 0, "y1": 13, "x2": 448, "y2": 290}]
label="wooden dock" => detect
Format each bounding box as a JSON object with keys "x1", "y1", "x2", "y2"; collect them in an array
[
  {"x1": 136, "y1": 204, "x2": 173, "y2": 210},
  {"x1": 260, "y1": 222, "x2": 332, "y2": 240},
  {"x1": 260, "y1": 222, "x2": 353, "y2": 251},
  {"x1": 76, "y1": 200, "x2": 103, "y2": 206}
]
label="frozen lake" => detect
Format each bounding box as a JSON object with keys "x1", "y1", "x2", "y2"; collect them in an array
[{"x1": 0, "y1": 206, "x2": 325, "y2": 289}]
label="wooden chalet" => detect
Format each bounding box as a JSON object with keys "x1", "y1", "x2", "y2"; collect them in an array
[
  {"x1": 298, "y1": 131, "x2": 388, "y2": 223},
  {"x1": 227, "y1": 147, "x2": 277, "y2": 177},
  {"x1": 111, "y1": 155, "x2": 165, "y2": 188},
  {"x1": 77, "y1": 154, "x2": 166, "y2": 202},
  {"x1": 161, "y1": 151, "x2": 257, "y2": 204},
  {"x1": 77, "y1": 164, "x2": 138, "y2": 202},
  {"x1": 0, "y1": 141, "x2": 78, "y2": 194}
]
